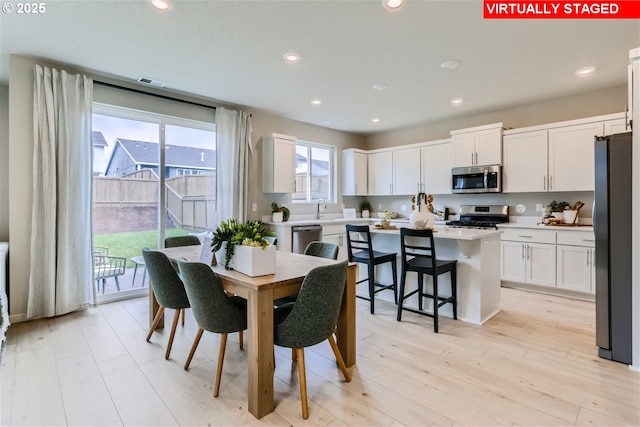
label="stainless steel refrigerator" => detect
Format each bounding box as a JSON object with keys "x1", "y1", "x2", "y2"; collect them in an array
[{"x1": 594, "y1": 131, "x2": 632, "y2": 364}]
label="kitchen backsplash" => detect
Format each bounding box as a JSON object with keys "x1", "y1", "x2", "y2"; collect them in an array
[{"x1": 346, "y1": 191, "x2": 594, "y2": 222}]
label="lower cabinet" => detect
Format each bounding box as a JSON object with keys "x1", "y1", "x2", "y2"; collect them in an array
[
  {"x1": 322, "y1": 225, "x2": 348, "y2": 261},
  {"x1": 556, "y1": 231, "x2": 596, "y2": 293},
  {"x1": 501, "y1": 239, "x2": 556, "y2": 288},
  {"x1": 500, "y1": 227, "x2": 596, "y2": 295}
]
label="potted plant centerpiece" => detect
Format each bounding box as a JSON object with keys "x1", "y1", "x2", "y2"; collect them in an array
[
  {"x1": 410, "y1": 192, "x2": 435, "y2": 229},
  {"x1": 211, "y1": 219, "x2": 276, "y2": 276}
]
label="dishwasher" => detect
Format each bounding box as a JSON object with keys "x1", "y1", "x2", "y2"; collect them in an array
[{"x1": 291, "y1": 225, "x2": 323, "y2": 254}]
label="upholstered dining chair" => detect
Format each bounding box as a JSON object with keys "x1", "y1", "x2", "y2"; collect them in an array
[
  {"x1": 303, "y1": 241, "x2": 339, "y2": 260},
  {"x1": 274, "y1": 241, "x2": 339, "y2": 307},
  {"x1": 273, "y1": 260, "x2": 351, "y2": 419},
  {"x1": 164, "y1": 235, "x2": 201, "y2": 248},
  {"x1": 177, "y1": 259, "x2": 247, "y2": 397},
  {"x1": 142, "y1": 247, "x2": 191, "y2": 360}
]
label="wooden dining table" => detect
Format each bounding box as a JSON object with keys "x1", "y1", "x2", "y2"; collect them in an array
[{"x1": 153, "y1": 245, "x2": 357, "y2": 419}]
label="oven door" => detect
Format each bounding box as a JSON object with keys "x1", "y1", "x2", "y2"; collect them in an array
[{"x1": 452, "y1": 165, "x2": 502, "y2": 194}]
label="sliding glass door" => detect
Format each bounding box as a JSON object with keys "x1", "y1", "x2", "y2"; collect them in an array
[{"x1": 91, "y1": 104, "x2": 215, "y2": 301}]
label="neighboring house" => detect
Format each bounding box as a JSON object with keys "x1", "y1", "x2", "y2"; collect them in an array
[
  {"x1": 104, "y1": 138, "x2": 216, "y2": 178},
  {"x1": 92, "y1": 131, "x2": 108, "y2": 176}
]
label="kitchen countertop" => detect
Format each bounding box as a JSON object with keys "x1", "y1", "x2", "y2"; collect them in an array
[
  {"x1": 264, "y1": 217, "x2": 372, "y2": 227},
  {"x1": 498, "y1": 223, "x2": 593, "y2": 232},
  {"x1": 369, "y1": 226, "x2": 502, "y2": 241}
]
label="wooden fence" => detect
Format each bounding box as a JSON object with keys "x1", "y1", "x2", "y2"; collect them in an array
[{"x1": 93, "y1": 172, "x2": 216, "y2": 231}]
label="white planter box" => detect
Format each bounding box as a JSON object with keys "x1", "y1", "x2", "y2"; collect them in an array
[{"x1": 217, "y1": 243, "x2": 276, "y2": 277}]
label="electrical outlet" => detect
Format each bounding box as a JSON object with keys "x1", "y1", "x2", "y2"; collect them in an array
[
  {"x1": 536, "y1": 203, "x2": 543, "y2": 212},
  {"x1": 252, "y1": 203, "x2": 257, "y2": 212},
  {"x1": 378, "y1": 203, "x2": 383, "y2": 210}
]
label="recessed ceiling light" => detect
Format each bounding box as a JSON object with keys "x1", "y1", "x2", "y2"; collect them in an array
[
  {"x1": 149, "y1": 0, "x2": 172, "y2": 11},
  {"x1": 310, "y1": 99, "x2": 322, "y2": 105},
  {"x1": 371, "y1": 118, "x2": 381, "y2": 123},
  {"x1": 372, "y1": 83, "x2": 388, "y2": 91},
  {"x1": 450, "y1": 98, "x2": 464, "y2": 106},
  {"x1": 283, "y1": 52, "x2": 301, "y2": 63},
  {"x1": 575, "y1": 66, "x2": 595, "y2": 77},
  {"x1": 441, "y1": 60, "x2": 460, "y2": 70},
  {"x1": 382, "y1": 0, "x2": 405, "y2": 10}
]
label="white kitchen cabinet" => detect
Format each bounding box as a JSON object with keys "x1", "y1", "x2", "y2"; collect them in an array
[
  {"x1": 548, "y1": 122, "x2": 603, "y2": 192},
  {"x1": 367, "y1": 151, "x2": 393, "y2": 195},
  {"x1": 261, "y1": 133, "x2": 296, "y2": 193},
  {"x1": 322, "y1": 224, "x2": 348, "y2": 261},
  {"x1": 393, "y1": 147, "x2": 422, "y2": 195},
  {"x1": 501, "y1": 228, "x2": 556, "y2": 288},
  {"x1": 503, "y1": 130, "x2": 548, "y2": 192},
  {"x1": 604, "y1": 118, "x2": 628, "y2": 135},
  {"x1": 503, "y1": 113, "x2": 625, "y2": 193},
  {"x1": 451, "y1": 123, "x2": 503, "y2": 167},
  {"x1": 342, "y1": 149, "x2": 368, "y2": 196},
  {"x1": 556, "y1": 231, "x2": 596, "y2": 293},
  {"x1": 420, "y1": 141, "x2": 452, "y2": 194}
]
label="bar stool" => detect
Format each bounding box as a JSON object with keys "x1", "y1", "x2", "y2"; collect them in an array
[
  {"x1": 345, "y1": 224, "x2": 397, "y2": 314},
  {"x1": 397, "y1": 227, "x2": 457, "y2": 333}
]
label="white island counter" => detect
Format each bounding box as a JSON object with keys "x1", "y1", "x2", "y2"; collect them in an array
[{"x1": 367, "y1": 226, "x2": 503, "y2": 325}]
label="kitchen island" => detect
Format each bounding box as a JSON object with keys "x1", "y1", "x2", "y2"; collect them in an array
[{"x1": 367, "y1": 226, "x2": 503, "y2": 325}]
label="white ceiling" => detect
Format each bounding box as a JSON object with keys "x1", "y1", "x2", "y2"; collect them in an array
[{"x1": 1, "y1": 1, "x2": 639, "y2": 134}]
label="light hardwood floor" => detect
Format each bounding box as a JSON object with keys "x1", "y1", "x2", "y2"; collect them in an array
[{"x1": 2, "y1": 287, "x2": 638, "y2": 426}]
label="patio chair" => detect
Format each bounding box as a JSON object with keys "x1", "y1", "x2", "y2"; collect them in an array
[{"x1": 93, "y1": 253, "x2": 126, "y2": 293}]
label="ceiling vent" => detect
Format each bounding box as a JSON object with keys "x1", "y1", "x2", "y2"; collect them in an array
[{"x1": 136, "y1": 76, "x2": 166, "y2": 87}]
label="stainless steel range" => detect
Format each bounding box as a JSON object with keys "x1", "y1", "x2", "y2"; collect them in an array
[{"x1": 446, "y1": 205, "x2": 509, "y2": 229}]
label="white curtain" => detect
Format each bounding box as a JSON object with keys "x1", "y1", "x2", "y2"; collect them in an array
[
  {"x1": 215, "y1": 107, "x2": 253, "y2": 224},
  {"x1": 28, "y1": 65, "x2": 93, "y2": 319}
]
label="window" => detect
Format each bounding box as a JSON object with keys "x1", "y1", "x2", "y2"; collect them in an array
[
  {"x1": 91, "y1": 103, "x2": 215, "y2": 300},
  {"x1": 292, "y1": 140, "x2": 334, "y2": 203}
]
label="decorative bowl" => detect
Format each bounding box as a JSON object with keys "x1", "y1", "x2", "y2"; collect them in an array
[{"x1": 377, "y1": 210, "x2": 399, "y2": 219}]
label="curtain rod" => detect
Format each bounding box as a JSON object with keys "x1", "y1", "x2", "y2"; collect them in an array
[{"x1": 94, "y1": 80, "x2": 216, "y2": 111}]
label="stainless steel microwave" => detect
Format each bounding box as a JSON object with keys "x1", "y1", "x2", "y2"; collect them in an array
[{"x1": 452, "y1": 165, "x2": 502, "y2": 194}]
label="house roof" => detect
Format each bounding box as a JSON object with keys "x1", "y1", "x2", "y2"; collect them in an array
[
  {"x1": 92, "y1": 131, "x2": 108, "y2": 148},
  {"x1": 116, "y1": 138, "x2": 216, "y2": 170}
]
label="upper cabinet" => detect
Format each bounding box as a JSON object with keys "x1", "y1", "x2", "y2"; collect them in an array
[
  {"x1": 342, "y1": 149, "x2": 368, "y2": 196},
  {"x1": 451, "y1": 123, "x2": 503, "y2": 167},
  {"x1": 503, "y1": 113, "x2": 625, "y2": 193},
  {"x1": 261, "y1": 133, "x2": 296, "y2": 193},
  {"x1": 421, "y1": 140, "x2": 452, "y2": 195},
  {"x1": 367, "y1": 151, "x2": 393, "y2": 195},
  {"x1": 392, "y1": 147, "x2": 422, "y2": 195}
]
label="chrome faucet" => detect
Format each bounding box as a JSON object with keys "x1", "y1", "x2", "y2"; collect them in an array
[{"x1": 316, "y1": 199, "x2": 326, "y2": 220}]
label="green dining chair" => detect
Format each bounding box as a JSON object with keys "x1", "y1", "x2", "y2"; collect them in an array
[
  {"x1": 142, "y1": 247, "x2": 191, "y2": 360},
  {"x1": 164, "y1": 235, "x2": 201, "y2": 248},
  {"x1": 178, "y1": 259, "x2": 248, "y2": 397},
  {"x1": 273, "y1": 260, "x2": 350, "y2": 419}
]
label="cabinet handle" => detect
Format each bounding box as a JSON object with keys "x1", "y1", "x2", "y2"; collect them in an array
[
  {"x1": 587, "y1": 250, "x2": 590, "y2": 267},
  {"x1": 549, "y1": 176, "x2": 553, "y2": 190},
  {"x1": 475, "y1": 152, "x2": 478, "y2": 165},
  {"x1": 518, "y1": 235, "x2": 533, "y2": 238},
  {"x1": 543, "y1": 176, "x2": 547, "y2": 191},
  {"x1": 582, "y1": 239, "x2": 595, "y2": 242},
  {"x1": 526, "y1": 244, "x2": 530, "y2": 260},
  {"x1": 389, "y1": 184, "x2": 393, "y2": 194},
  {"x1": 522, "y1": 245, "x2": 525, "y2": 259},
  {"x1": 471, "y1": 152, "x2": 474, "y2": 165}
]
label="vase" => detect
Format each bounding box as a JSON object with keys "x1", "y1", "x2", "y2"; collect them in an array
[
  {"x1": 563, "y1": 210, "x2": 578, "y2": 224},
  {"x1": 409, "y1": 207, "x2": 435, "y2": 229}
]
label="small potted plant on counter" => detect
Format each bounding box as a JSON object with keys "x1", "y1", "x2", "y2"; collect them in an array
[
  {"x1": 360, "y1": 201, "x2": 371, "y2": 218},
  {"x1": 271, "y1": 202, "x2": 290, "y2": 222},
  {"x1": 547, "y1": 201, "x2": 569, "y2": 217}
]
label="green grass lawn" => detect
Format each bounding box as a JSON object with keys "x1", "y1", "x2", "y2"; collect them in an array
[{"x1": 93, "y1": 228, "x2": 191, "y2": 268}]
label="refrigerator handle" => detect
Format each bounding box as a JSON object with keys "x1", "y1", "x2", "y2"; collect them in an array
[{"x1": 591, "y1": 200, "x2": 596, "y2": 233}]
